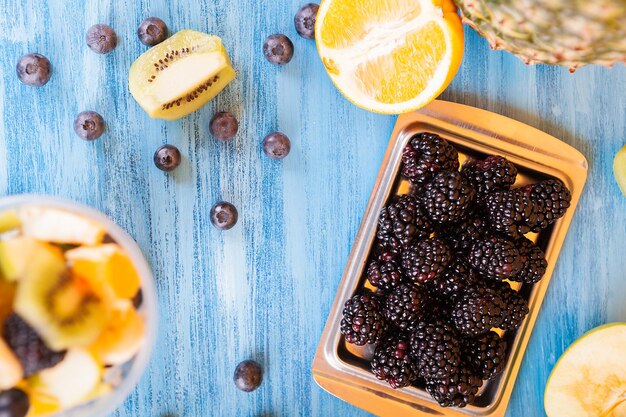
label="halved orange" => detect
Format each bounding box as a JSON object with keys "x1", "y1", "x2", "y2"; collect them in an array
[{"x1": 315, "y1": 0, "x2": 464, "y2": 114}]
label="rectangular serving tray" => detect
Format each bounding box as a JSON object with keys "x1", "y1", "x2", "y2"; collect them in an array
[{"x1": 312, "y1": 100, "x2": 588, "y2": 417}]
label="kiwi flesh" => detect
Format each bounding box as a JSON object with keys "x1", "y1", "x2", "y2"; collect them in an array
[{"x1": 129, "y1": 30, "x2": 236, "y2": 120}]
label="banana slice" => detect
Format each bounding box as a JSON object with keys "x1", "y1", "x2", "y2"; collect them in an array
[{"x1": 0, "y1": 338, "x2": 23, "y2": 390}]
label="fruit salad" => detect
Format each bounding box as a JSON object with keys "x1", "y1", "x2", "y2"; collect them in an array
[{"x1": 0, "y1": 206, "x2": 146, "y2": 417}]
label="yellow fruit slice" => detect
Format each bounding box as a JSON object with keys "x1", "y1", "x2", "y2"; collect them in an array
[
  {"x1": 614, "y1": 145, "x2": 626, "y2": 196},
  {"x1": 315, "y1": 0, "x2": 463, "y2": 114},
  {"x1": 129, "y1": 30, "x2": 236, "y2": 120},
  {"x1": 18, "y1": 207, "x2": 106, "y2": 246},
  {"x1": 545, "y1": 323, "x2": 626, "y2": 417},
  {"x1": 0, "y1": 210, "x2": 20, "y2": 234},
  {"x1": 66, "y1": 244, "x2": 140, "y2": 300},
  {"x1": 0, "y1": 238, "x2": 63, "y2": 282}
]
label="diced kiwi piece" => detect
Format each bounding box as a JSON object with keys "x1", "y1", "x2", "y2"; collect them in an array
[
  {"x1": 129, "y1": 30, "x2": 236, "y2": 120},
  {"x1": 0, "y1": 210, "x2": 20, "y2": 234},
  {"x1": 0, "y1": 237, "x2": 63, "y2": 281},
  {"x1": 14, "y1": 247, "x2": 109, "y2": 351}
]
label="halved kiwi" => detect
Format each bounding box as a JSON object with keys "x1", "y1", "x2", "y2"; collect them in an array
[
  {"x1": 13, "y1": 243, "x2": 109, "y2": 351},
  {"x1": 129, "y1": 30, "x2": 236, "y2": 120}
]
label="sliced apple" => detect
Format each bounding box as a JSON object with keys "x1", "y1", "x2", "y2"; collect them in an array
[
  {"x1": 18, "y1": 206, "x2": 106, "y2": 245},
  {"x1": 545, "y1": 323, "x2": 626, "y2": 417},
  {"x1": 0, "y1": 337, "x2": 23, "y2": 390}
]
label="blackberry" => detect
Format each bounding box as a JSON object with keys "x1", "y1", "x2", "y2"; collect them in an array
[
  {"x1": 425, "y1": 367, "x2": 483, "y2": 408},
  {"x1": 427, "y1": 258, "x2": 478, "y2": 297},
  {"x1": 463, "y1": 331, "x2": 507, "y2": 380},
  {"x1": 483, "y1": 188, "x2": 537, "y2": 239},
  {"x1": 514, "y1": 238, "x2": 547, "y2": 284},
  {"x1": 371, "y1": 334, "x2": 418, "y2": 389},
  {"x1": 525, "y1": 179, "x2": 572, "y2": 231},
  {"x1": 437, "y1": 213, "x2": 489, "y2": 254},
  {"x1": 468, "y1": 236, "x2": 523, "y2": 281},
  {"x1": 340, "y1": 290, "x2": 387, "y2": 345},
  {"x1": 383, "y1": 284, "x2": 428, "y2": 332},
  {"x1": 401, "y1": 133, "x2": 459, "y2": 185},
  {"x1": 421, "y1": 170, "x2": 476, "y2": 224},
  {"x1": 400, "y1": 237, "x2": 452, "y2": 285},
  {"x1": 366, "y1": 251, "x2": 405, "y2": 292},
  {"x1": 489, "y1": 282, "x2": 529, "y2": 331},
  {"x1": 450, "y1": 285, "x2": 506, "y2": 336},
  {"x1": 376, "y1": 194, "x2": 431, "y2": 253},
  {"x1": 2, "y1": 314, "x2": 66, "y2": 377},
  {"x1": 409, "y1": 320, "x2": 462, "y2": 379},
  {"x1": 461, "y1": 156, "x2": 518, "y2": 201}
]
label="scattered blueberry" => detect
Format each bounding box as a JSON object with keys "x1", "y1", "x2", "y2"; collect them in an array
[
  {"x1": 153, "y1": 145, "x2": 182, "y2": 172},
  {"x1": 263, "y1": 34, "x2": 294, "y2": 65},
  {"x1": 210, "y1": 202, "x2": 238, "y2": 230},
  {"x1": 137, "y1": 17, "x2": 168, "y2": 46},
  {"x1": 294, "y1": 3, "x2": 319, "y2": 40},
  {"x1": 86, "y1": 24, "x2": 117, "y2": 54},
  {"x1": 209, "y1": 112, "x2": 239, "y2": 142},
  {"x1": 16, "y1": 53, "x2": 51, "y2": 87},
  {"x1": 73, "y1": 111, "x2": 105, "y2": 141},
  {"x1": 262, "y1": 132, "x2": 291, "y2": 160},
  {"x1": 0, "y1": 388, "x2": 30, "y2": 417},
  {"x1": 233, "y1": 360, "x2": 262, "y2": 392}
]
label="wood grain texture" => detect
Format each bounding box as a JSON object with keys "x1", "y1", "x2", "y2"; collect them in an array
[{"x1": 1, "y1": 1, "x2": 625, "y2": 416}]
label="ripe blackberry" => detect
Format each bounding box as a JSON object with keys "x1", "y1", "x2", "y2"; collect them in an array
[
  {"x1": 400, "y1": 237, "x2": 452, "y2": 285},
  {"x1": 483, "y1": 188, "x2": 537, "y2": 239},
  {"x1": 340, "y1": 290, "x2": 387, "y2": 345},
  {"x1": 2, "y1": 314, "x2": 66, "y2": 377},
  {"x1": 461, "y1": 156, "x2": 518, "y2": 201},
  {"x1": 427, "y1": 258, "x2": 478, "y2": 297},
  {"x1": 492, "y1": 282, "x2": 529, "y2": 331},
  {"x1": 463, "y1": 331, "x2": 507, "y2": 380},
  {"x1": 383, "y1": 284, "x2": 428, "y2": 332},
  {"x1": 377, "y1": 194, "x2": 432, "y2": 253},
  {"x1": 401, "y1": 133, "x2": 459, "y2": 185},
  {"x1": 468, "y1": 236, "x2": 523, "y2": 281},
  {"x1": 437, "y1": 213, "x2": 489, "y2": 254},
  {"x1": 425, "y1": 367, "x2": 483, "y2": 408},
  {"x1": 371, "y1": 334, "x2": 418, "y2": 389},
  {"x1": 409, "y1": 320, "x2": 462, "y2": 379},
  {"x1": 366, "y1": 251, "x2": 405, "y2": 292},
  {"x1": 450, "y1": 285, "x2": 506, "y2": 336},
  {"x1": 524, "y1": 179, "x2": 572, "y2": 231},
  {"x1": 421, "y1": 170, "x2": 476, "y2": 224},
  {"x1": 514, "y1": 238, "x2": 547, "y2": 284}
]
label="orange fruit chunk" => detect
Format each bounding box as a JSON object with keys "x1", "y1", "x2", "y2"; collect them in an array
[{"x1": 89, "y1": 301, "x2": 145, "y2": 365}]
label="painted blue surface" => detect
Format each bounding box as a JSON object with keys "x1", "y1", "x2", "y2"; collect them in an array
[{"x1": 1, "y1": 2, "x2": 625, "y2": 416}]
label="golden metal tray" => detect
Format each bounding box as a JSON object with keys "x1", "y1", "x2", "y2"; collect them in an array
[{"x1": 312, "y1": 100, "x2": 588, "y2": 417}]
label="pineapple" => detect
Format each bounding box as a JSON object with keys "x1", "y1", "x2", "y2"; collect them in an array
[{"x1": 454, "y1": 0, "x2": 626, "y2": 71}]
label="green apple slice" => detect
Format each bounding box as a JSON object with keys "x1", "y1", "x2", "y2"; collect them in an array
[
  {"x1": 545, "y1": 323, "x2": 626, "y2": 417},
  {"x1": 614, "y1": 145, "x2": 626, "y2": 196}
]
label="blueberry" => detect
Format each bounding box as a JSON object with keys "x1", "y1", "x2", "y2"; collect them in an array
[
  {"x1": 137, "y1": 17, "x2": 168, "y2": 46},
  {"x1": 153, "y1": 145, "x2": 182, "y2": 172},
  {"x1": 294, "y1": 3, "x2": 319, "y2": 40},
  {"x1": 210, "y1": 202, "x2": 238, "y2": 230},
  {"x1": 233, "y1": 360, "x2": 262, "y2": 392},
  {"x1": 209, "y1": 112, "x2": 238, "y2": 142},
  {"x1": 73, "y1": 111, "x2": 105, "y2": 141},
  {"x1": 0, "y1": 388, "x2": 30, "y2": 417},
  {"x1": 262, "y1": 132, "x2": 291, "y2": 160},
  {"x1": 86, "y1": 24, "x2": 117, "y2": 54},
  {"x1": 263, "y1": 34, "x2": 294, "y2": 65},
  {"x1": 16, "y1": 53, "x2": 51, "y2": 87}
]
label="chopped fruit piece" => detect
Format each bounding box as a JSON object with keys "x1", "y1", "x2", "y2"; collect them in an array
[
  {"x1": 0, "y1": 238, "x2": 63, "y2": 282},
  {"x1": 0, "y1": 338, "x2": 23, "y2": 390},
  {"x1": 0, "y1": 388, "x2": 29, "y2": 417},
  {"x1": 36, "y1": 349, "x2": 102, "y2": 408},
  {"x1": 89, "y1": 301, "x2": 145, "y2": 365},
  {"x1": 0, "y1": 211, "x2": 20, "y2": 234},
  {"x1": 86, "y1": 24, "x2": 117, "y2": 54},
  {"x1": 545, "y1": 324, "x2": 626, "y2": 417},
  {"x1": 0, "y1": 281, "x2": 16, "y2": 325},
  {"x1": 16, "y1": 54, "x2": 51, "y2": 87},
  {"x1": 66, "y1": 244, "x2": 141, "y2": 300},
  {"x1": 18, "y1": 207, "x2": 106, "y2": 245},
  {"x1": 129, "y1": 30, "x2": 236, "y2": 120},
  {"x1": 137, "y1": 17, "x2": 168, "y2": 46},
  {"x1": 13, "y1": 250, "x2": 109, "y2": 351},
  {"x1": 73, "y1": 111, "x2": 105, "y2": 141},
  {"x1": 614, "y1": 145, "x2": 626, "y2": 196},
  {"x1": 22, "y1": 388, "x2": 59, "y2": 416},
  {"x1": 315, "y1": 0, "x2": 464, "y2": 114}
]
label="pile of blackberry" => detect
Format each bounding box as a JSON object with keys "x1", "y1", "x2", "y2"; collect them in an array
[{"x1": 340, "y1": 132, "x2": 572, "y2": 408}]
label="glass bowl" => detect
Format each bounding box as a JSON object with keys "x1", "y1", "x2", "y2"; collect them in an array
[{"x1": 0, "y1": 194, "x2": 157, "y2": 417}]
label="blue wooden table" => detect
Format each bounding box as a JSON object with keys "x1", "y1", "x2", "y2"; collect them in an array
[{"x1": 1, "y1": 1, "x2": 625, "y2": 416}]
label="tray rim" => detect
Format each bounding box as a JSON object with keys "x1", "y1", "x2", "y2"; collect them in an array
[{"x1": 312, "y1": 100, "x2": 588, "y2": 417}]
